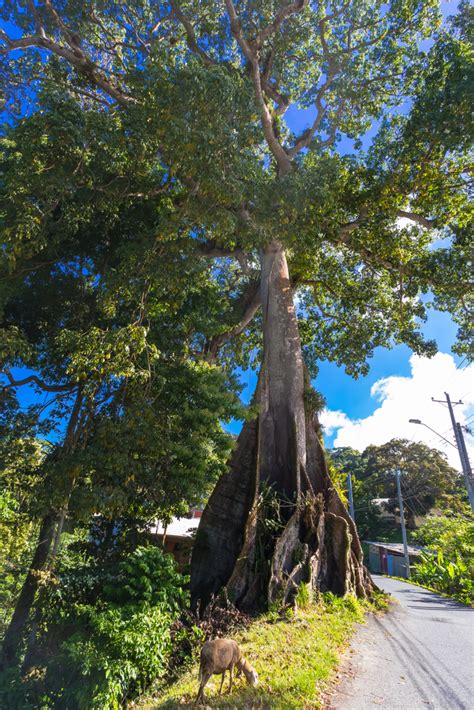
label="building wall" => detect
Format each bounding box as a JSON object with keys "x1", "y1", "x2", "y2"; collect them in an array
[
  {"x1": 369, "y1": 546, "x2": 382, "y2": 573},
  {"x1": 392, "y1": 555, "x2": 410, "y2": 578}
]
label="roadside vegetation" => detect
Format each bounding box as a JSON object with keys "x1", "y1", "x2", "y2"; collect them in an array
[
  {"x1": 138, "y1": 592, "x2": 387, "y2": 710},
  {"x1": 0, "y1": 535, "x2": 194, "y2": 709},
  {"x1": 412, "y1": 512, "x2": 474, "y2": 605},
  {"x1": 330, "y1": 443, "x2": 473, "y2": 606},
  {"x1": 329, "y1": 440, "x2": 465, "y2": 541},
  {"x1": 0, "y1": 516, "x2": 387, "y2": 709}
]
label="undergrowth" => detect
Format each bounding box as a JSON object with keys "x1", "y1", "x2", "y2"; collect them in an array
[{"x1": 136, "y1": 592, "x2": 387, "y2": 710}]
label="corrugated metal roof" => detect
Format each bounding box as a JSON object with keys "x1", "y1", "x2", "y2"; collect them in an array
[{"x1": 365, "y1": 541, "x2": 425, "y2": 556}]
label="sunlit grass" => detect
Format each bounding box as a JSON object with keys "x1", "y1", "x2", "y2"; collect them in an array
[{"x1": 137, "y1": 593, "x2": 387, "y2": 709}]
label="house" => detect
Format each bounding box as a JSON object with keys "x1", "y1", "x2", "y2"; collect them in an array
[
  {"x1": 370, "y1": 498, "x2": 427, "y2": 526},
  {"x1": 365, "y1": 540, "x2": 425, "y2": 579},
  {"x1": 149, "y1": 508, "x2": 202, "y2": 569},
  {"x1": 371, "y1": 498, "x2": 395, "y2": 521}
]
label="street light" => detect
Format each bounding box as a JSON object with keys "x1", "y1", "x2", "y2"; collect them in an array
[{"x1": 408, "y1": 418, "x2": 456, "y2": 448}]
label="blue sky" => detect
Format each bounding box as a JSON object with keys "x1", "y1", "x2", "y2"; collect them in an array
[
  {"x1": 227, "y1": 308, "x2": 471, "y2": 455},
  {"x1": 318, "y1": 309, "x2": 461, "y2": 425}
]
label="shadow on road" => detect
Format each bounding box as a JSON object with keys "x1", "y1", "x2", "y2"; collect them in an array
[
  {"x1": 393, "y1": 590, "x2": 471, "y2": 612},
  {"x1": 373, "y1": 612, "x2": 469, "y2": 709}
]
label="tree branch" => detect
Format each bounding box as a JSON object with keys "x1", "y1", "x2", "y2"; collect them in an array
[
  {"x1": 197, "y1": 241, "x2": 248, "y2": 259},
  {"x1": 260, "y1": 48, "x2": 289, "y2": 116},
  {"x1": 254, "y1": 1, "x2": 309, "y2": 47},
  {"x1": 225, "y1": 0, "x2": 293, "y2": 176},
  {"x1": 170, "y1": 1, "x2": 215, "y2": 66},
  {"x1": 288, "y1": 18, "x2": 341, "y2": 156},
  {"x1": 1, "y1": 370, "x2": 76, "y2": 394},
  {"x1": 296, "y1": 278, "x2": 338, "y2": 298},
  {"x1": 44, "y1": 0, "x2": 82, "y2": 53},
  {"x1": 262, "y1": 80, "x2": 290, "y2": 117},
  {"x1": 204, "y1": 281, "x2": 261, "y2": 360},
  {"x1": 339, "y1": 208, "x2": 435, "y2": 242},
  {"x1": 397, "y1": 211, "x2": 436, "y2": 229},
  {"x1": 338, "y1": 208, "x2": 369, "y2": 239},
  {"x1": 0, "y1": 18, "x2": 136, "y2": 106}
]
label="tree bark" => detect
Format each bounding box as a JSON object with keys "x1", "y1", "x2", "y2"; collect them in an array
[
  {"x1": 259, "y1": 240, "x2": 306, "y2": 499},
  {"x1": 191, "y1": 241, "x2": 374, "y2": 611},
  {"x1": 1, "y1": 388, "x2": 84, "y2": 669},
  {"x1": 1, "y1": 513, "x2": 56, "y2": 668}
]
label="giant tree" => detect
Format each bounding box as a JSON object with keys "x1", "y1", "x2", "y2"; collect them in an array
[{"x1": 1, "y1": 1, "x2": 472, "y2": 613}]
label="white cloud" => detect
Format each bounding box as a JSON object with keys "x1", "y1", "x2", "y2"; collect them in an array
[
  {"x1": 320, "y1": 409, "x2": 351, "y2": 436},
  {"x1": 320, "y1": 353, "x2": 474, "y2": 470}
]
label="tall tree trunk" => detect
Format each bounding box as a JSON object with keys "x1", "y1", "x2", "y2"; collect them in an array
[
  {"x1": 259, "y1": 240, "x2": 306, "y2": 499},
  {"x1": 191, "y1": 241, "x2": 374, "y2": 612},
  {"x1": 1, "y1": 388, "x2": 84, "y2": 669},
  {"x1": 1, "y1": 513, "x2": 56, "y2": 668}
]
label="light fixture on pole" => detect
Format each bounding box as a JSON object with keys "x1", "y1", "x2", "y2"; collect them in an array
[{"x1": 408, "y1": 419, "x2": 456, "y2": 448}]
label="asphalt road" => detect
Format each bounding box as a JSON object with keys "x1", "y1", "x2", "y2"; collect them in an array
[{"x1": 330, "y1": 575, "x2": 474, "y2": 710}]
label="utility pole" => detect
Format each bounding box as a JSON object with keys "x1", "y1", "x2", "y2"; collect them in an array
[
  {"x1": 456, "y1": 422, "x2": 472, "y2": 483},
  {"x1": 347, "y1": 471, "x2": 355, "y2": 521},
  {"x1": 432, "y1": 392, "x2": 474, "y2": 512},
  {"x1": 396, "y1": 469, "x2": 410, "y2": 579}
]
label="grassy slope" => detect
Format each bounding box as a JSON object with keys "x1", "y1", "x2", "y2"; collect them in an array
[{"x1": 137, "y1": 594, "x2": 386, "y2": 710}]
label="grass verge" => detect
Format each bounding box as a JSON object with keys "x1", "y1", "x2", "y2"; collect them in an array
[{"x1": 135, "y1": 592, "x2": 388, "y2": 710}]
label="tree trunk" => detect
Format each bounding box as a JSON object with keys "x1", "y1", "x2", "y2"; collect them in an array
[
  {"x1": 1, "y1": 388, "x2": 84, "y2": 669},
  {"x1": 191, "y1": 241, "x2": 374, "y2": 612},
  {"x1": 1, "y1": 513, "x2": 56, "y2": 668}
]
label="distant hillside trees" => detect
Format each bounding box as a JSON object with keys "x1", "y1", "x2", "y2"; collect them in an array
[{"x1": 330, "y1": 439, "x2": 463, "y2": 536}]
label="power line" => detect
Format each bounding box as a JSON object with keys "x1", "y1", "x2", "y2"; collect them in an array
[
  {"x1": 403, "y1": 492, "x2": 427, "y2": 517},
  {"x1": 345, "y1": 470, "x2": 394, "y2": 487},
  {"x1": 409, "y1": 419, "x2": 456, "y2": 450}
]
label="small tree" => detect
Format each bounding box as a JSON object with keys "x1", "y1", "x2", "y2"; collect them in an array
[
  {"x1": 413, "y1": 512, "x2": 474, "y2": 561},
  {"x1": 330, "y1": 440, "x2": 463, "y2": 534},
  {"x1": 412, "y1": 512, "x2": 474, "y2": 603},
  {"x1": 0, "y1": 138, "x2": 241, "y2": 665}
]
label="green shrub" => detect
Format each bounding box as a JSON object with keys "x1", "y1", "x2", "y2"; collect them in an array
[
  {"x1": 412, "y1": 550, "x2": 473, "y2": 605},
  {"x1": 412, "y1": 513, "x2": 474, "y2": 604},
  {"x1": 295, "y1": 582, "x2": 311, "y2": 609},
  {"x1": 0, "y1": 546, "x2": 189, "y2": 709},
  {"x1": 51, "y1": 602, "x2": 176, "y2": 708},
  {"x1": 103, "y1": 545, "x2": 188, "y2": 611},
  {"x1": 322, "y1": 592, "x2": 365, "y2": 621},
  {"x1": 412, "y1": 513, "x2": 474, "y2": 563}
]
